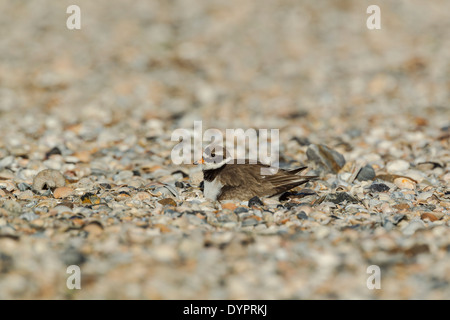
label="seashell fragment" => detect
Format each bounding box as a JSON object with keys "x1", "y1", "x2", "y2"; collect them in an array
[{"x1": 32, "y1": 169, "x2": 65, "y2": 192}]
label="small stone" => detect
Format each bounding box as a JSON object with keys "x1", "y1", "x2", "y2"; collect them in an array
[
  {"x1": 151, "y1": 185, "x2": 179, "y2": 198},
  {"x1": 72, "y1": 150, "x2": 91, "y2": 163},
  {"x1": 0, "y1": 156, "x2": 14, "y2": 169},
  {"x1": 0, "y1": 180, "x2": 15, "y2": 192},
  {"x1": 19, "y1": 211, "x2": 39, "y2": 221},
  {"x1": 355, "y1": 164, "x2": 375, "y2": 181},
  {"x1": 32, "y1": 169, "x2": 65, "y2": 191},
  {"x1": 45, "y1": 146, "x2": 62, "y2": 158},
  {"x1": 158, "y1": 198, "x2": 177, "y2": 207},
  {"x1": 241, "y1": 218, "x2": 259, "y2": 227},
  {"x1": 394, "y1": 177, "x2": 416, "y2": 190},
  {"x1": 0, "y1": 170, "x2": 14, "y2": 180},
  {"x1": 306, "y1": 144, "x2": 346, "y2": 173},
  {"x1": 85, "y1": 193, "x2": 101, "y2": 205},
  {"x1": 114, "y1": 170, "x2": 134, "y2": 182},
  {"x1": 17, "y1": 182, "x2": 31, "y2": 191},
  {"x1": 402, "y1": 220, "x2": 425, "y2": 235},
  {"x1": 175, "y1": 181, "x2": 185, "y2": 188},
  {"x1": 234, "y1": 207, "x2": 248, "y2": 214},
  {"x1": 2, "y1": 200, "x2": 22, "y2": 214},
  {"x1": 391, "y1": 214, "x2": 406, "y2": 225},
  {"x1": 83, "y1": 221, "x2": 104, "y2": 236},
  {"x1": 134, "y1": 192, "x2": 152, "y2": 201},
  {"x1": 420, "y1": 213, "x2": 438, "y2": 222},
  {"x1": 392, "y1": 203, "x2": 410, "y2": 211},
  {"x1": 189, "y1": 171, "x2": 204, "y2": 186},
  {"x1": 61, "y1": 247, "x2": 87, "y2": 266},
  {"x1": 217, "y1": 212, "x2": 238, "y2": 223},
  {"x1": 386, "y1": 160, "x2": 410, "y2": 173},
  {"x1": 368, "y1": 183, "x2": 390, "y2": 193},
  {"x1": 324, "y1": 192, "x2": 359, "y2": 204},
  {"x1": 17, "y1": 190, "x2": 34, "y2": 200},
  {"x1": 221, "y1": 202, "x2": 238, "y2": 211},
  {"x1": 417, "y1": 192, "x2": 433, "y2": 202},
  {"x1": 53, "y1": 187, "x2": 74, "y2": 199},
  {"x1": 297, "y1": 211, "x2": 308, "y2": 220},
  {"x1": 248, "y1": 196, "x2": 264, "y2": 207}
]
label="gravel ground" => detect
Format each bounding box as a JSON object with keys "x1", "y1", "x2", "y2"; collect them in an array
[{"x1": 0, "y1": 0, "x2": 449, "y2": 299}]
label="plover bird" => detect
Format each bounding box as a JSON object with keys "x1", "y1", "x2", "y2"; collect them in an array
[{"x1": 194, "y1": 146, "x2": 316, "y2": 201}]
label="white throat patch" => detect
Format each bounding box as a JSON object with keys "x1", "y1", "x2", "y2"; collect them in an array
[{"x1": 203, "y1": 178, "x2": 223, "y2": 201}]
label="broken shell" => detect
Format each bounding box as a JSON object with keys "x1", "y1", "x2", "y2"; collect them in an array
[{"x1": 32, "y1": 169, "x2": 66, "y2": 192}]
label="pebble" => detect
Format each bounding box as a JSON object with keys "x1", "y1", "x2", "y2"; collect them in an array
[
  {"x1": 386, "y1": 160, "x2": 410, "y2": 173},
  {"x1": 394, "y1": 177, "x2": 416, "y2": 190},
  {"x1": 324, "y1": 192, "x2": 359, "y2": 205},
  {"x1": 221, "y1": 202, "x2": 238, "y2": 211},
  {"x1": 368, "y1": 183, "x2": 390, "y2": 193},
  {"x1": 53, "y1": 187, "x2": 74, "y2": 199},
  {"x1": 355, "y1": 164, "x2": 376, "y2": 181},
  {"x1": 417, "y1": 192, "x2": 433, "y2": 203},
  {"x1": 189, "y1": 171, "x2": 204, "y2": 186},
  {"x1": 402, "y1": 220, "x2": 426, "y2": 236},
  {"x1": 83, "y1": 221, "x2": 104, "y2": 237},
  {"x1": 0, "y1": 156, "x2": 14, "y2": 169},
  {"x1": 296, "y1": 211, "x2": 308, "y2": 220},
  {"x1": 306, "y1": 144, "x2": 346, "y2": 174},
  {"x1": 17, "y1": 182, "x2": 31, "y2": 192},
  {"x1": 2, "y1": 200, "x2": 22, "y2": 214},
  {"x1": 420, "y1": 213, "x2": 438, "y2": 222},
  {"x1": 248, "y1": 196, "x2": 264, "y2": 207},
  {"x1": 158, "y1": 198, "x2": 177, "y2": 207},
  {"x1": 17, "y1": 190, "x2": 34, "y2": 200}
]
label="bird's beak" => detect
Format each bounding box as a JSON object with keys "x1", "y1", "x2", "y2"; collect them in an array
[{"x1": 193, "y1": 158, "x2": 204, "y2": 165}]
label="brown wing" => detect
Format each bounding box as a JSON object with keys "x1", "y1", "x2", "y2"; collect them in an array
[
  {"x1": 217, "y1": 163, "x2": 315, "y2": 200},
  {"x1": 262, "y1": 168, "x2": 316, "y2": 196}
]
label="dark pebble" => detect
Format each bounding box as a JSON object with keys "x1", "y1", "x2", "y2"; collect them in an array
[
  {"x1": 291, "y1": 136, "x2": 311, "y2": 146},
  {"x1": 175, "y1": 181, "x2": 185, "y2": 188},
  {"x1": 306, "y1": 144, "x2": 346, "y2": 174},
  {"x1": 132, "y1": 170, "x2": 141, "y2": 176},
  {"x1": 324, "y1": 192, "x2": 359, "y2": 204},
  {"x1": 345, "y1": 128, "x2": 362, "y2": 138},
  {"x1": 234, "y1": 207, "x2": 248, "y2": 214},
  {"x1": 284, "y1": 202, "x2": 301, "y2": 210},
  {"x1": 248, "y1": 196, "x2": 264, "y2": 207},
  {"x1": 45, "y1": 146, "x2": 62, "y2": 159},
  {"x1": 241, "y1": 218, "x2": 259, "y2": 227},
  {"x1": 164, "y1": 208, "x2": 181, "y2": 217},
  {"x1": 280, "y1": 189, "x2": 317, "y2": 201},
  {"x1": 172, "y1": 170, "x2": 188, "y2": 178},
  {"x1": 296, "y1": 211, "x2": 308, "y2": 220},
  {"x1": 17, "y1": 182, "x2": 31, "y2": 191},
  {"x1": 356, "y1": 164, "x2": 375, "y2": 181},
  {"x1": 368, "y1": 183, "x2": 390, "y2": 193},
  {"x1": 0, "y1": 252, "x2": 13, "y2": 273},
  {"x1": 60, "y1": 247, "x2": 87, "y2": 266},
  {"x1": 414, "y1": 204, "x2": 436, "y2": 212}
]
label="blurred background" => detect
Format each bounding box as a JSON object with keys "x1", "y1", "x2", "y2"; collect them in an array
[
  {"x1": 0, "y1": 0, "x2": 449, "y2": 299},
  {"x1": 0, "y1": 0, "x2": 448, "y2": 146}
]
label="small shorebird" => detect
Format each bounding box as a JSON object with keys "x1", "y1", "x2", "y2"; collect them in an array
[{"x1": 194, "y1": 145, "x2": 316, "y2": 201}]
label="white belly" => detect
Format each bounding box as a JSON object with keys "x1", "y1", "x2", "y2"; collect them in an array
[{"x1": 203, "y1": 179, "x2": 223, "y2": 201}]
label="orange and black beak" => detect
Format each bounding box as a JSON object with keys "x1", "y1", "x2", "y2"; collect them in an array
[{"x1": 193, "y1": 158, "x2": 205, "y2": 165}]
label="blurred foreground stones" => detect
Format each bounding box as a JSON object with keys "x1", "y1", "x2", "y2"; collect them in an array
[{"x1": 0, "y1": 0, "x2": 449, "y2": 299}]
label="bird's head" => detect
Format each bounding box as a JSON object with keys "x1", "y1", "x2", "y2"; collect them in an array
[{"x1": 194, "y1": 144, "x2": 233, "y2": 170}]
